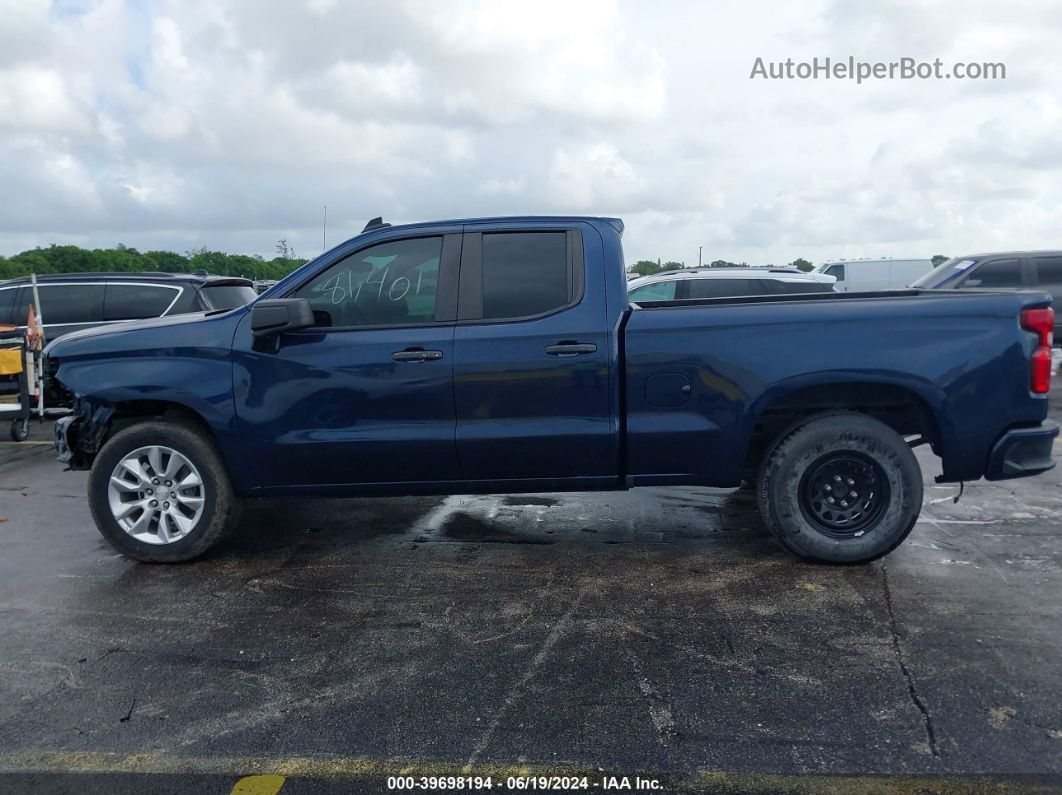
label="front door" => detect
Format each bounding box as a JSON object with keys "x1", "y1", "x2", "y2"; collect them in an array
[
  {"x1": 233, "y1": 233, "x2": 462, "y2": 489},
  {"x1": 452, "y1": 224, "x2": 616, "y2": 484}
]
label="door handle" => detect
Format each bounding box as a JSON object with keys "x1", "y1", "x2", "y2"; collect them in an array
[
  {"x1": 392, "y1": 349, "x2": 444, "y2": 362},
  {"x1": 544, "y1": 342, "x2": 597, "y2": 357}
]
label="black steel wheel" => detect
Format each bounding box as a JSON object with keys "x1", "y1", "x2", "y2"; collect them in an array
[
  {"x1": 798, "y1": 452, "x2": 890, "y2": 538},
  {"x1": 757, "y1": 412, "x2": 923, "y2": 563}
]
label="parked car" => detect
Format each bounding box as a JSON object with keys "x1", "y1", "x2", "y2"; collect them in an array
[
  {"x1": 815, "y1": 258, "x2": 932, "y2": 292},
  {"x1": 0, "y1": 272, "x2": 258, "y2": 340},
  {"x1": 628, "y1": 267, "x2": 836, "y2": 302},
  {"x1": 47, "y1": 216, "x2": 1057, "y2": 565},
  {"x1": 911, "y1": 251, "x2": 1062, "y2": 342},
  {"x1": 0, "y1": 272, "x2": 257, "y2": 396}
]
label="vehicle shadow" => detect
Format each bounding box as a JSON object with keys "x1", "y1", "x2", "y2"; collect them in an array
[{"x1": 207, "y1": 486, "x2": 778, "y2": 563}]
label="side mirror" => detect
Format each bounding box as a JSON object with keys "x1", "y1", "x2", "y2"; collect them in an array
[{"x1": 250, "y1": 298, "x2": 315, "y2": 337}]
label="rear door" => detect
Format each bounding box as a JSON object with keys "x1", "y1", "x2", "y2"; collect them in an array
[{"x1": 452, "y1": 223, "x2": 615, "y2": 484}]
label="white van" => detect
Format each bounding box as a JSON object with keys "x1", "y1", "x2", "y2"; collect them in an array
[{"x1": 815, "y1": 259, "x2": 932, "y2": 292}]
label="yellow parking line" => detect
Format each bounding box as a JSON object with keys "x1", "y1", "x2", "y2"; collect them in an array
[
  {"x1": 231, "y1": 774, "x2": 285, "y2": 795},
  {"x1": 0, "y1": 750, "x2": 1044, "y2": 793}
]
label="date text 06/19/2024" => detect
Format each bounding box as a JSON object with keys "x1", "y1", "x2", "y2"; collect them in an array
[{"x1": 386, "y1": 775, "x2": 664, "y2": 791}]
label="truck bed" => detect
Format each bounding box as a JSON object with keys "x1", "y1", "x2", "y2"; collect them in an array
[
  {"x1": 631, "y1": 287, "x2": 1025, "y2": 310},
  {"x1": 623, "y1": 287, "x2": 1052, "y2": 486}
]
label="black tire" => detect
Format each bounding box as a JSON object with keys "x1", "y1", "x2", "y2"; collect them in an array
[
  {"x1": 756, "y1": 412, "x2": 923, "y2": 563},
  {"x1": 88, "y1": 420, "x2": 241, "y2": 562},
  {"x1": 10, "y1": 417, "x2": 29, "y2": 442}
]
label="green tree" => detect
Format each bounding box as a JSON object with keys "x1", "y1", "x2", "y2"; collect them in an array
[
  {"x1": 9, "y1": 250, "x2": 53, "y2": 274},
  {"x1": 144, "y1": 250, "x2": 190, "y2": 273},
  {"x1": 931, "y1": 254, "x2": 949, "y2": 267},
  {"x1": 788, "y1": 257, "x2": 813, "y2": 272},
  {"x1": 628, "y1": 259, "x2": 664, "y2": 277},
  {"x1": 0, "y1": 242, "x2": 310, "y2": 281}
]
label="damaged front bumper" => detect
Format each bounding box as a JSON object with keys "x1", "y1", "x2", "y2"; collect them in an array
[
  {"x1": 53, "y1": 415, "x2": 76, "y2": 466},
  {"x1": 52, "y1": 400, "x2": 114, "y2": 470}
]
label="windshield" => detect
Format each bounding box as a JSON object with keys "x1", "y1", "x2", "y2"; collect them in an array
[
  {"x1": 201, "y1": 283, "x2": 258, "y2": 310},
  {"x1": 910, "y1": 258, "x2": 979, "y2": 288}
]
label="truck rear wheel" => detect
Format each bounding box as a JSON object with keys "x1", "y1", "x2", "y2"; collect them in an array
[
  {"x1": 756, "y1": 412, "x2": 923, "y2": 563},
  {"x1": 88, "y1": 420, "x2": 241, "y2": 562}
]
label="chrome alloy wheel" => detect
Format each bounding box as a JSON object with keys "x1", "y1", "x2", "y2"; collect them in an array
[{"x1": 107, "y1": 445, "x2": 205, "y2": 544}]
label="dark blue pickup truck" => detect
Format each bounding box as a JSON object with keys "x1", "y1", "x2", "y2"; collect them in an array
[{"x1": 47, "y1": 216, "x2": 1058, "y2": 564}]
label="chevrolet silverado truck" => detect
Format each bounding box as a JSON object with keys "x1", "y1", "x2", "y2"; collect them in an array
[{"x1": 46, "y1": 216, "x2": 1058, "y2": 564}]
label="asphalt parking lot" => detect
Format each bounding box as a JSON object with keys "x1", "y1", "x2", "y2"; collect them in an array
[{"x1": 1, "y1": 410, "x2": 1061, "y2": 793}]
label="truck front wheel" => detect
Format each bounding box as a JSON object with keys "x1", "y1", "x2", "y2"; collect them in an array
[
  {"x1": 88, "y1": 420, "x2": 241, "y2": 562},
  {"x1": 756, "y1": 412, "x2": 923, "y2": 563}
]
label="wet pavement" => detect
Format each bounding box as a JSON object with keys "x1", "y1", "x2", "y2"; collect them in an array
[{"x1": 0, "y1": 413, "x2": 1060, "y2": 793}]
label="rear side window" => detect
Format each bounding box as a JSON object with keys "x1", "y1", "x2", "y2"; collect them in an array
[
  {"x1": 629, "y1": 281, "x2": 677, "y2": 302},
  {"x1": 0, "y1": 287, "x2": 15, "y2": 325},
  {"x1": 963, "y1": 259, "x2": 1021, "y2": 288},
  {"x1": 104, "y1": 284, "x2": 178, "y2": 320},
  {"x1": 18, "y1": 284, "x2": 104, "y2": 325},
  {"x1": 685, "y1": 278, "x2": 763, "y2": 299},
  {"x1": 1033, "y1": 256, "x2": 1062, "y2": 286},
  {"x1": 481, "y1": 232, "x2": 569, "y2": 319},
  {"x1": 201, "y1": 283, "x2": 258, "y2": 311}
]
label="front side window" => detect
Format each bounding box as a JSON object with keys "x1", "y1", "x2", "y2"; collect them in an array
[
  {"x1": 963, "y1": 258, "x2": 1021, "y2": 288},
  {"x1": 17, "y1": 284, "x2": 104, "y2": 325},
  {"x1": 823, "y1": 264, "x2": 846, "y2": 281},
  {"x1": 629, "y1": 281, "x2": 677, "y2": 302},
  {"x1": 481, "y1": 232, "x2": 569, "y2": 320},
  {"x1": 294, "y1": 237, "x2": 442, "y2": 327}
]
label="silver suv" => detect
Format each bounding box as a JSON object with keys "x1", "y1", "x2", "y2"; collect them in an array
[{"x1": 628, "y1": 267, "x2": 837, "y2": 302}]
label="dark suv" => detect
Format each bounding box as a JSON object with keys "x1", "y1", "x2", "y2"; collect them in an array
[
  {"x1": 0, "y1": 272, "x2": 258, "y2": 340},
  {"x1": 0, "y1": 272, "x2": 257, "y2": 396},
  {"x1": 912, "y1": 251, "x2": 1062, "y2": 341}
]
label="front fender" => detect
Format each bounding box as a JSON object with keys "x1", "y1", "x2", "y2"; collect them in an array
[{"x1": 47, "y1": 312, "x2": 252, "y2": 493}]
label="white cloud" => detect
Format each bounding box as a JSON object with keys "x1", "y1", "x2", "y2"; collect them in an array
[{"x1": 0, "y1": 0, "x2": 1060, "y2": 267}]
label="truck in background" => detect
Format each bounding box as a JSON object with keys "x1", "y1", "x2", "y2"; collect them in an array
[{"x1": 816, "y1": 258, "x2": 932, "y2": 292}]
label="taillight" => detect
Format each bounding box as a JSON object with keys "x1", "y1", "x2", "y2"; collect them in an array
[{"x1": 1020, "y1": 306, "x2": 1054, "y2": 394}]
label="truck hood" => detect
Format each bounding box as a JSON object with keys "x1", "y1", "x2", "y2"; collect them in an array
[{"x1": 44, "y1": 309, "x2": 243, "y2": 356}]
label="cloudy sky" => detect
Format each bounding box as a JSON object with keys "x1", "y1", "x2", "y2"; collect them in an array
[{"x1": 2, "y1": 0, "x2": 1061, "y2": 266}]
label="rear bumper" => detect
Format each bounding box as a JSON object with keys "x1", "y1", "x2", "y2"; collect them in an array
[{"x1": 984, "y1": 420, "x2": 1059, "y2": 480}]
